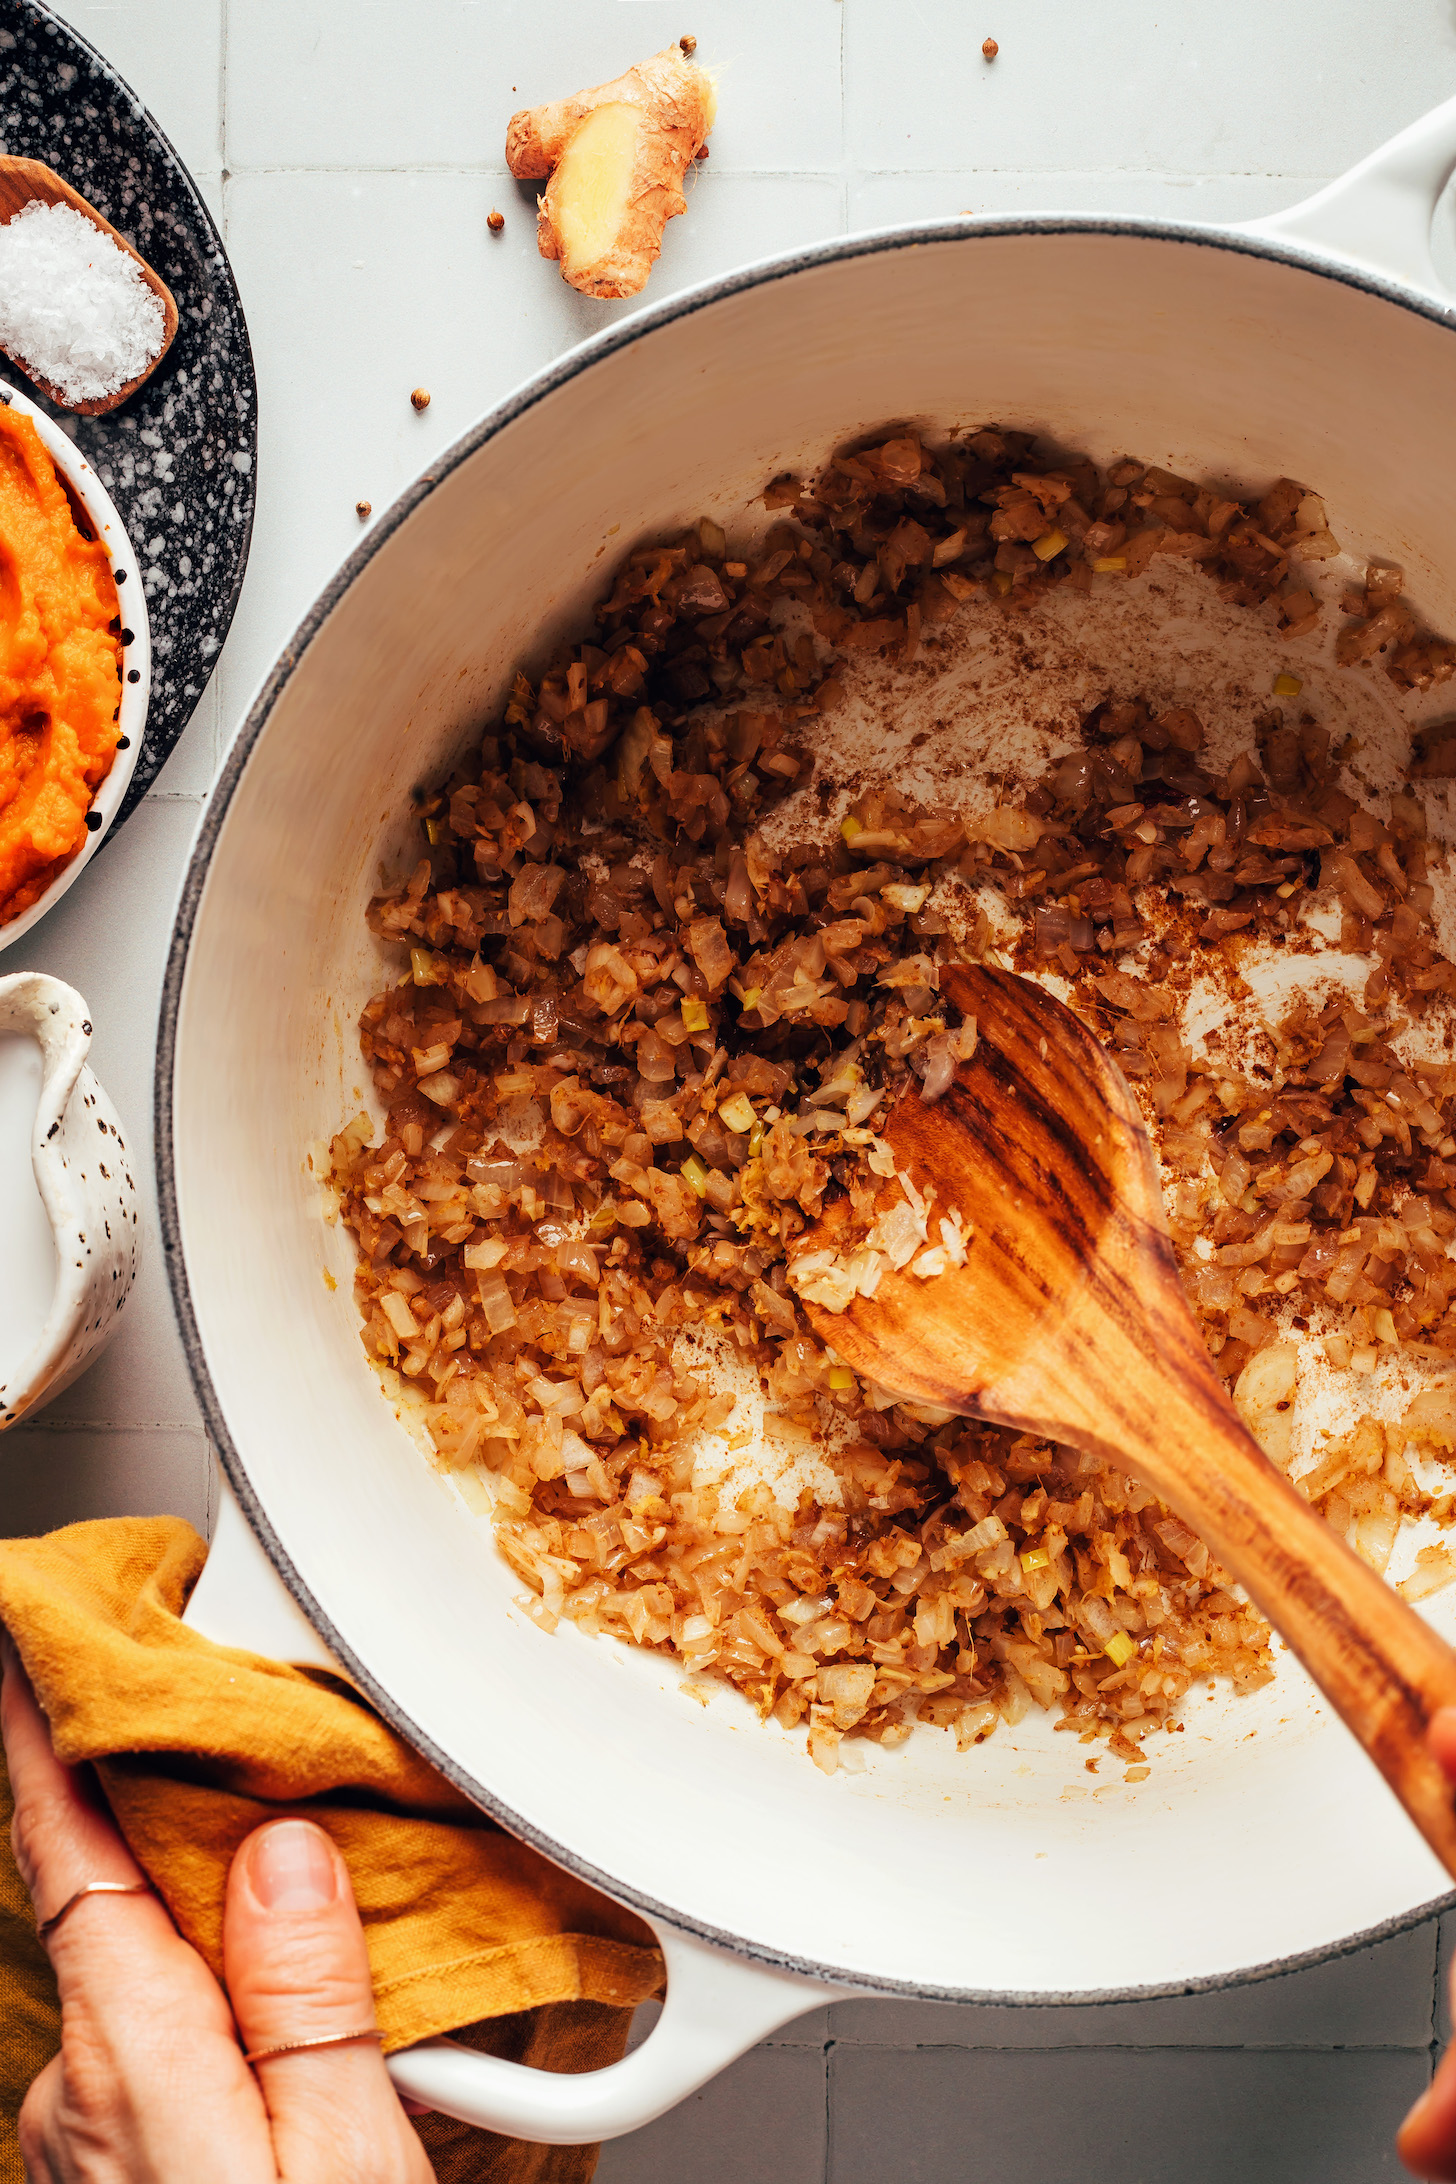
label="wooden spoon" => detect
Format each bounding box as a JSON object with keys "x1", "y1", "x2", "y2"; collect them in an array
[
  {"x1": 0, "y1": 157, "x2": 177, "y2": 414},
  {"x1": 801, "y1": 960, "x2": 1456, "y2": 1876}
]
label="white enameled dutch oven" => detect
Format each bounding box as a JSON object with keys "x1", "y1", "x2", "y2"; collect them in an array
[{"x1": 163, "y1": 102, "x2": 1456, "y2": 2143}]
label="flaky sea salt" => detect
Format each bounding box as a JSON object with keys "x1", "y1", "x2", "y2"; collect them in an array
[{"x1": 0, "y1": 198, "x2": 165, "y2": 404}]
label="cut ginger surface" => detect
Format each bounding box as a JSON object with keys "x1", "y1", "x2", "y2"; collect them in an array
[{"x1": 506, "y1": 46, "x2": 716, "y2": 300}]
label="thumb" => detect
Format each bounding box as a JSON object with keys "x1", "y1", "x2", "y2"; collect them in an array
[
  {"x1": 1399, "y1": 1712, "x2": 1456, "y2": 2179},
  {"x1": 224, "y1": 1820, "x2": 433, "y2": 2183}
]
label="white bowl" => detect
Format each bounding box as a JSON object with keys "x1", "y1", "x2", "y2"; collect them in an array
[
  {"x1": 0, "y1": 972, "x2": 140, "y2": 1429},
  {"x1": 0, "y1": 379, "x2": 151, "y2": 954}
]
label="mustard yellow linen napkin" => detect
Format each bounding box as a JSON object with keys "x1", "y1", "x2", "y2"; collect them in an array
[{"x1": 0, "y1": 1516, "x2": 665, "y2": 2183}]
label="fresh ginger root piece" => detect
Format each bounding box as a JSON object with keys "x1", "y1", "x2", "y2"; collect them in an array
[{"x1": 505, "y1": 46, "x2": 716, "y2": 301}]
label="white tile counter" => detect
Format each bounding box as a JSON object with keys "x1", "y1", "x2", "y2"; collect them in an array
[{"x1": 8, "y1": 4, "x2": 1456, "y2": 2176}]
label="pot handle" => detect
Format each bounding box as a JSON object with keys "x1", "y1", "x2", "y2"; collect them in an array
[
  {"x1": 183, "y1": 1482, "x2": 846, "y2": 2141},
  {"x1": 389, "y1": 1927, "x2": 842, "y2": 2144},
  {"x1": 1240, "y1": 93, "x2": 1456, "y2": 297},
  {"x1": 182, "y1": 1477, "x2": 346, "y2": 1673}
]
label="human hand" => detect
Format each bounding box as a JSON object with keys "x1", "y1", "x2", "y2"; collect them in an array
[
  {"x1": 1400, "y1": 1709, "x2": 1456, "y2": 2179},
  {"x1": 1, "y1": 1634, "x2": 435, "y2": 2182}
]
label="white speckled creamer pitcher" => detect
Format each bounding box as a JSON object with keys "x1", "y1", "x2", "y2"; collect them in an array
[
  {"x1": 0, "y1": 974, "x2": 140, "y2": 1429},
  {"x1": 165, "y1": 100, "x2": 1456, "y2": 2143}
]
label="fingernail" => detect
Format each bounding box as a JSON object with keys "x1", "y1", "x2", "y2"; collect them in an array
[{"x1": 248, "y1": 1822, "x2": 339, "y2": 1913}]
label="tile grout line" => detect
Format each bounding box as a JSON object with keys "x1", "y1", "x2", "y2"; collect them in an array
[
  {"x1": 837, "y1": 0, "x2": 848, "y2": 239},
  {"x1": 1432, "y1": 1919, "x2": 1443, "y2": 2109},
  {"x1": 223, "y1": 162, "x2": 844, "y2": 179},
  {"x1": 217, "y1": 0, "x2": 230, "y2": 782},
  {"x1": 841, "y1": 165, "x2": 1337, "y2": 183},
  {"x1": 214, "y1": 162, "x2": 1331, "y2": 182},
  {"x1": 819, "y1": 2040, "x2": 1436, "y2": 2055},
  {"x1": 218, "y1": 0, "x2": 229, "y2": 182},
  {"x1": 11, "y1": 1421, "x2": 208, "y2": 1435}
]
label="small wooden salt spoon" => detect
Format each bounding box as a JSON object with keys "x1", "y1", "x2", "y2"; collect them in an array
[
  {"x1": 0, "y1": 157, "x2": 177, "y2": 414},
  {"x1": 802, "y1": 960, "x2": 1456, "y2": 1876}
]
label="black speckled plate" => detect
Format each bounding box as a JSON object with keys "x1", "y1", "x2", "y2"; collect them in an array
[{"x1": 0, "y1": 0, "x2": 256, "y2": 827}]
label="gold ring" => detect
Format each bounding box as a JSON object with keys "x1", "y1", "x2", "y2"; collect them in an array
[
  {"x1": 243, "y1": 2028, "x2": 382, "y2": 2066},
  {"x1": 36, "y1": 1879, "x2": 155, "y2": 1942}
]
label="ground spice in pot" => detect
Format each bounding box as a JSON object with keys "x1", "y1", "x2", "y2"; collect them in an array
[{"x1": 328, "y1": 424, "x2": 1456, "y2": 1777}]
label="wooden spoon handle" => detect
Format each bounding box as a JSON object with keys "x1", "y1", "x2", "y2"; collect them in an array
[
  {"x1": 1118, "y1": 1372, "x2": 1456, "y2": 1877},
  {"x1": 811, "y1": 958, "x2": 1456, "y2": 1866}
]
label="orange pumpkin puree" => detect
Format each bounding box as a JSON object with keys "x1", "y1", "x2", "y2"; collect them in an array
[{"x1": 0, "y1": 405, "x2": 121, "y2": 925}]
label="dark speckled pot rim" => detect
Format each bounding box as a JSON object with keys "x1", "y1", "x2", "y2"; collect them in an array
[{"x1": 158, "y1": 215, "x2": 1456, "y2": 2006}]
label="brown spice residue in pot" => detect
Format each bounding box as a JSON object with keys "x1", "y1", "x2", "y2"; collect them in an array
[{"x1": 328, "y1": 422, "x2": 1456, "y2": 1776}]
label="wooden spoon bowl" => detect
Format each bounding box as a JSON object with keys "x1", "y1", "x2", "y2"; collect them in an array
[
  {"x1": 0, "y1": 157, "x2": 177, "y2": 414},
  {"x1": 802, "y1": 960, "x2": 1456, "y2": 1876}
]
